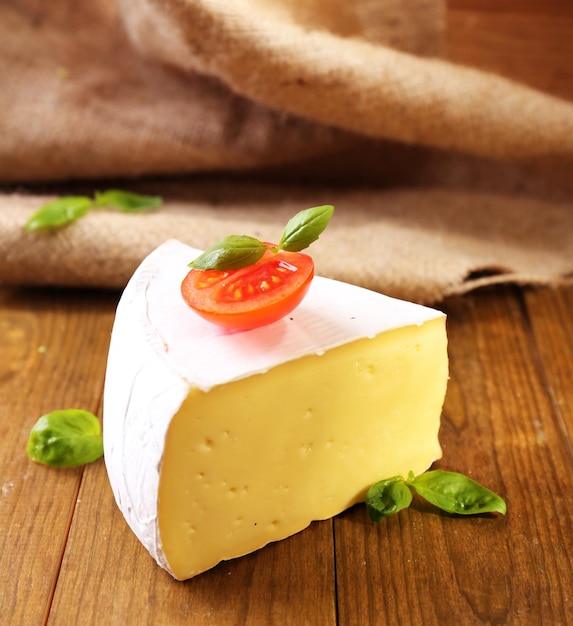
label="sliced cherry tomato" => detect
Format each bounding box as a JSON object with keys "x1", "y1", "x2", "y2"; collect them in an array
[{"x1": 181, "y1": 248, "x2": 314, "y2": 330}]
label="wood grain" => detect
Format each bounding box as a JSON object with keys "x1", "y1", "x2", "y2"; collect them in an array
[
  {"x1": 334, "y1": 286, "x2": 573, "y2": 625},
  {"x1": 2, "y1": 1, "x2": 573, "y2": 621},
  {"x1": 0, "y1": 287, "x2": 117, "y2": 625},
  {"x1": 447, "y1": 0, "x2": 573, "y2": 100},
  {"x1": 524, "y1": 287, "x2": 573, "y2": 438},
  {"x1": 3, "y1": 281, "x2": 573, "y2": 625},
  {"x1": 49, "y1": 460, "x2": 337, "y2": 625}
]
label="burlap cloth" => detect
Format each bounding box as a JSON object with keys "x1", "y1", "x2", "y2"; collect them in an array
[{"x1": 2, "y1": 0, "x2": 572, "y2": 303}]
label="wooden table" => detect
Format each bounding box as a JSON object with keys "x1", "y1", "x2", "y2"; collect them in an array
[
  {"x1": 2, "y1": 283, "x2": 573, "y2": 625},
  {"x1": 3, "y1": 1, "x2": 573, "y2": 623}
]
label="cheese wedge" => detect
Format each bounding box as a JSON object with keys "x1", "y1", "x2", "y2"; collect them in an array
[{"x1": 103, "y1": 239, "x2": 448, "y2": 580}]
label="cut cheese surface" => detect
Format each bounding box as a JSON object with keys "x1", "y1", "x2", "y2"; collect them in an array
[{"x1": 103, "y1": 240, "x2": 448, "y2": 580}]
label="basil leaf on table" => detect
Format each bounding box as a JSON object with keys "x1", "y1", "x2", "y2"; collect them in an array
[
  {"x1": 24, "y1": 196, "x2": 93, "y2": 231},
  {"x1": 366, "y1": 476, "x2": 413, "y2": 522},
  {"x1": 366, "y1": 468, "x2": 506, "y2": 522},
  {"x1": 278, "y1": 204, "x2": 334, "y2": 252},
  {"x1": 189, "y1": 235, "x2": 269, "y2": 271},
  {"x1": 26, "y1": 409, "x2": 104, "y2": 467},
  {"x1": 409, "y1": 469, "x2": 507, "y2": 515}
]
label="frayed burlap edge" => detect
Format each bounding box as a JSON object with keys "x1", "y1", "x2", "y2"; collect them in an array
[{"x1": 1, "y1": 180, "x2": 572, "y2": 304}]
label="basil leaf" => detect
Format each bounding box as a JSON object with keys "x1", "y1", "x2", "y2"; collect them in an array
[
  {"x1": 189, "y1": 235, "x2": 269, "y2": 271},
  {"x1": 26, "y1": 409, "x2": 104, "y2": 467},
  {"x1": 409, "y1": 470, "x2": 507, "y2": 516},
  {"x1": 366, "y1": 476, "x2": 413, "y2": 522},
  {"x1": 93, "y1": 189, "x2": 162, "y2": 212},
  {"x1": 278, "y1": 205, "x2": 334, "y2": 252},
  {"x1": 24, "y1": 196, "x2": 93, "y2": 231}
]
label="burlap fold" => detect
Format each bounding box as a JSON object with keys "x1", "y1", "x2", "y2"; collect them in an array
[
  {"x1": 1, "y1": 0, "x2": 572, "y2": 301},
  {"x1": 3, "y1": 177, "x2": 572, "y2": 304}
]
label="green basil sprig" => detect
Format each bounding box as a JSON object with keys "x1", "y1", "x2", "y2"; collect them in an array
[
  {"x1": 24, "y1": 196, "x2": 93, "y2": 231},
  {"x1": 366, "y1": 469, "x2": 507, "y2": 522},
  {"x1": 24, "y1": 189, "x2": 162, "y2": 231},
  {"x1": 189, "y1": 235, "x2": 270, "y2": 271},
  {"x1": 26, "y1": 409, "x2": 104, "y2": 467},
  {"x1": 189, "y1": 204, "x2": 334, "y2": 271},
  {"x1": 366, "y1": 476, "x2": 413, "y2": 522},
  {"x1": 93, "y1": 189, "x2": 162, "y2": 213},
  {"x1": 278, "y1": 205, "x2": 335, "y2": 252}
]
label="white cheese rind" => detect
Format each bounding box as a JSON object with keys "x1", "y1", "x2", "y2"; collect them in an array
[
  {"x1": 144, "y1": 241, "x2": 442, "y2": 392},
  {"x1": 103, "y1": 239, "x2": 446, "y2": 577}
]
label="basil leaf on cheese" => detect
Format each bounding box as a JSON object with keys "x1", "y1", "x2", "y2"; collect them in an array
[
  {"x1": 278, "y1": 205, "x2": 334, "y2": 252},
  {"x1": 189, "y1": 235, "x2": 269, "y2": 271},
  {"x1": 187, "y1": 205, "x2": 335, "y2": 271}
]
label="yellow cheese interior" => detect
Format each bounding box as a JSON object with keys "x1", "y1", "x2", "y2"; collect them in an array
[{"x1": 158, "y1": 317, "x2": 447, "y2": 580}]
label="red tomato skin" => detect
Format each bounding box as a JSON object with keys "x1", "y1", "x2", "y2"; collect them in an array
[{"x1": 181, "y1": 249, "x2": 314, "y2": 331}]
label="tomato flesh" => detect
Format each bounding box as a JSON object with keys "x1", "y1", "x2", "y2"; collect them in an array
[{"x1": 181, "y1": 248, "x2": 314, "y2": 330}]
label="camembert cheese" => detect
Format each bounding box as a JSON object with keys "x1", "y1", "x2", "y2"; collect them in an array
[{"x1": 103, "y1": 240, "x2": 448, "y2": 580}]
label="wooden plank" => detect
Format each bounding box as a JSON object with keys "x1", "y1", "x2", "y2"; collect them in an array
[
  {"x1": 5, "y1": 281, "x2": 573, "y2": 624},
  {"x1": 334, "y1": 287, "x2": 573, "y2": 624},
  {"x1": 49, "y1": 459, "x2": 337, "y2": 625},
  {"x1": 447, "y1": 2, "x2": 573, "y2": 100},
  {"x1": 449, "y1": 0, "x2": 573, "y2": 14},
  {"x1": 524, "y1": 286, "x2": 573, "y2": 442},
  {"x1": 46, "y1": 300, "x2": 338, "y2": 625},
  {"x1": 0, "y1": 287, "x2": 117, "y2": 625}
]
